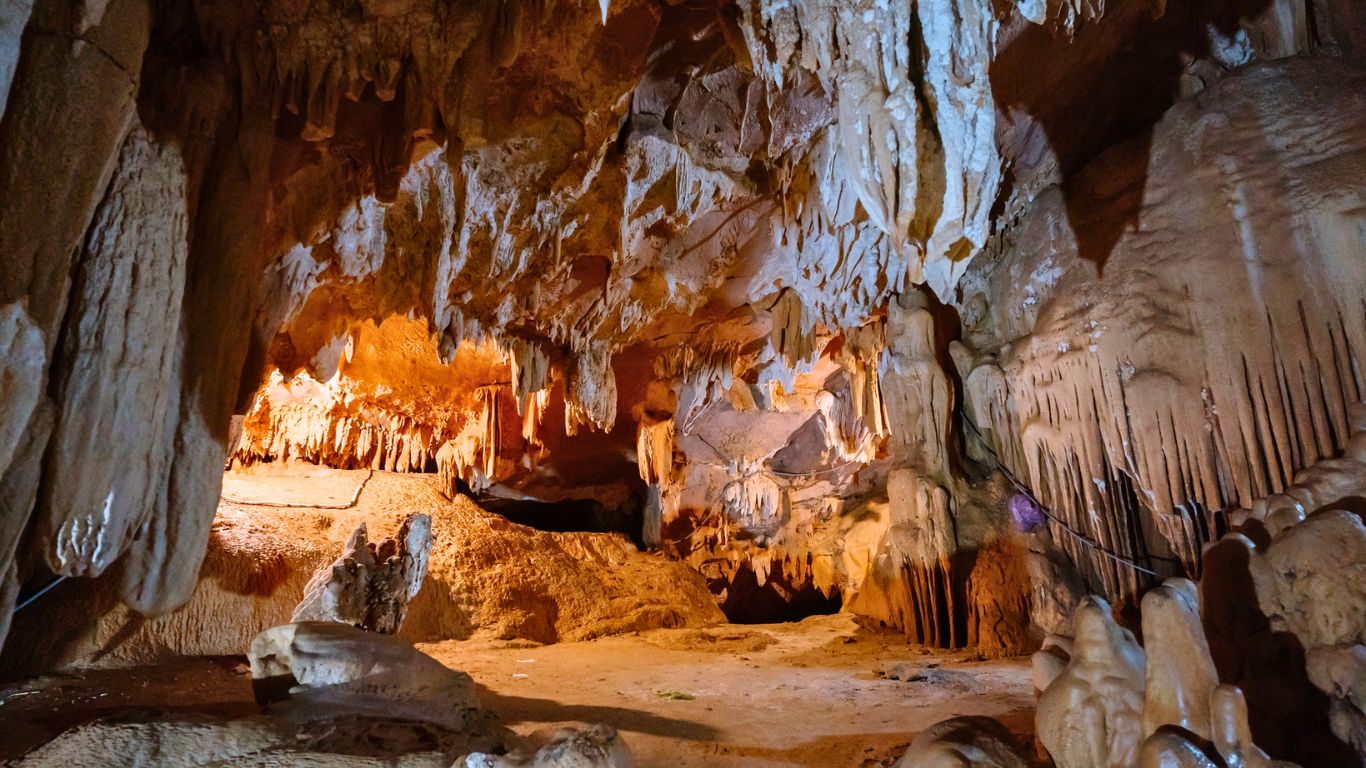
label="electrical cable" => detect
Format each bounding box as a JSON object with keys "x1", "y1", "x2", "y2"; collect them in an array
[{"x1": 962, "y1": 418, "x2": 1164, "y2": 577}]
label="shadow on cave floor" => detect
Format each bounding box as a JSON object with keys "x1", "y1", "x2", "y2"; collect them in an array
[
  {"x1": 990, "y1": 0, "x2": 1276, "y2": 273},
  {"x1": 0, "y1": 655, "x2": 257, "y2": 759},
  {"x1": 474, "y1": 685, "x2": 721, "y2": 742},
  {"x1": 1, "y1": 617, "x2": 1038, "y2": 767},
  {"x1": 426, "y1": 615, "x2": 1036, "y2": 767}
]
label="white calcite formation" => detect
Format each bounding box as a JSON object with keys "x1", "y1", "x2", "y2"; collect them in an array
[
  {"x1": 38, "y1": 121, "x2": 188, "y2": 580},
  {"x1": 465, "y1": 725, "x2": 634, "y2": 768},
  {"x1": 1031, "y1": 582, "x2": 1299, "y2": 768},
  {"x1": 891, "y1": 716, "x2": 1029, "y2": 768},
  {"x1": 958, "y1": 56, "x2": 1366, "y2": 602},
  {"x1": 292, "y1": 513, "x2": 432, "y2": 634},
  {"x1": 249, "y1": 620, "x2": 479, "y2": 730}
]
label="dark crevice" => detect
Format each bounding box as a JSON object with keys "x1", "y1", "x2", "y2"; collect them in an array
[
  {"x1": 715, "y1": 563, "x2": 842, "y2": 625},
  {"x1": 473, "y1": 491, "x2": 646, "y2": 548}
]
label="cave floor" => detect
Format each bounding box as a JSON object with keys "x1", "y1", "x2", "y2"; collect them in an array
[
  {"x1": 1, "y1": 466, "x2": 1035, "y2": 764},
  {"x1": 428, "y1": 615, "x2": 1036, "y2": 766},
  {"x1": 0, "y1": 614, "x2": 1035, "y2": 766}
]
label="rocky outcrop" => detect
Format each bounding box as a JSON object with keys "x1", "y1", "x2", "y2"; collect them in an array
[
  {"x1": 292, "y1": 514, "x2": 432, "y2": 634},
  {"x1": 37, "y1": 122, "x2": 188, "y2": 580},
  {"x1": 891, "y1": 716, "x2": 1029, "y2": 768},
  {"x1": 465, "y1": 725, "x2": 634, "y2": 768},
  {"x1": 249, "y1": 621, "x2": 478, "y2": 730}
]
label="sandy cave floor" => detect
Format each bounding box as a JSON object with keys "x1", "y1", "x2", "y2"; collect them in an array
[
  {"x1": 0, "y1": 466, "x2": 1035, "y2": 765},
  {"x1": 0, "y1": 617, "x2": 1034, "y2": 766}
]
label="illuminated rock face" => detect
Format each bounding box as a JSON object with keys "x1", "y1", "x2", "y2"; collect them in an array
[
  {"x1": 0, "y1": 0, "x2": 1365, "y2": 688},
  {"x1": 960, "y1": 57, "x2": 1366, "y2": 602}
]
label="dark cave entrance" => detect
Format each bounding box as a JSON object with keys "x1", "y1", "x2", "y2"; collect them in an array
[
  {"x1": 717, "y1": 563, "x2": 843, "y2": 624},
  {"x1": 462, "y1": 485, "x2": 647, "y2": 548}
]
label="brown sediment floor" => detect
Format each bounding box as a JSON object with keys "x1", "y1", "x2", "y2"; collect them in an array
[
  {"x1": 0, "y1": 614, "x2": 1034, "y2": 766},
  {"x1": 430, "y1": 615, "x2": 1035, "y2": 767}
]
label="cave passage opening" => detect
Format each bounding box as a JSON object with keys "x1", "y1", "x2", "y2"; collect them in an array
[
  {"x1": 465, "y1": 486, "x2": 648, "y2": 547},
  {"x1": 717, "y1": 562, "x2": 844, "y2": 624}
]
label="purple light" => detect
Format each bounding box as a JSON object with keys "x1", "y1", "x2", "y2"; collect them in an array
[{"x1": 1009, "y1": 493, "x2": 1046, "y2": 533}]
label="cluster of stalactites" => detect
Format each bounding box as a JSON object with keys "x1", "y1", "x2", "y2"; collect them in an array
[
  {"x1": 498, "y1": 336, "x2": 551, "y2": 415},
  {"x1": 232, "y1": 371, "x2": 439, "y2": 474},
  {"x1": 962, "y1": 303, "x2": 1366, "y2": 600},
  {"x1": 769, "y1": 289, "x2": 817, "y2": 370},
  {"x1": 435, "y1": 384, "x2": 503, "y2": 494},
  {"x1": 564, "y1": 341, "x2": 617, "y2": 435},
  {"x1": 1013, "y1": 0, "x2": 1107, "y2": 31},
  {"x1": 736, "y1": 0, "x2": 1003, "y2": 298},
  {"x1": 657, "y1": 343, "x2": 740, "y2": 435},
  {"x1": 680, "y1": 528, "x2": 843, "y2": 601},
  {"x1": 829, "y1": 319, "x2": 891, "y2": 457},
  {"x1": 721, "y1": 465, "x2": 788, "y2": 534}
]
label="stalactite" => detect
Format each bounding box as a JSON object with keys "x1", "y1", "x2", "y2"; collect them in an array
[
  {"x1": 721, "y1": 465, "x2": 786, "y2": 534},
  {"x1": 769, "y1": 289, "x2": 816, "y2": 369},
  {"x1": 636, "y1": 418, "x2": 675, "y2": 485},
  {"x1": 840, "y1": 321, "x2": 890, "y2": 439},
  {"x1": 233, "y1": 371, "x2": 441, "y2": 474},
  {"x1": 39, "y1": 123, "x2": 189, "y2": 579},
  {"x1": 522, "y1": 388, "x2": 550, "y2": 446},
  {"x1": 435, "y1": 385, "x2": 504, "y2": 495},
  {"x1": 499, "y1": 337, "x2": 551, "y2": 415},
  {"x1": 737, "y1": 0, "x2": 1004, "y2": 298},
  {"x1": 814, "y1": 388, "x2": 878, "y2": 463},
  {"x1": 565, "y1": 342, "x2": 617, "y2": 435}
]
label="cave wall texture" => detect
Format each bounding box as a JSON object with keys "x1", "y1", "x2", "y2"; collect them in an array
[{"x1": 1, "y1": 0, "x2": 1365, "y2": 656}]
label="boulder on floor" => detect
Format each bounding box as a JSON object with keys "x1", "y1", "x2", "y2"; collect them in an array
[
  {"x1": 248, "y1": 621, "x2": 477, "y2": 730},
  {"x1": 892, "y1": 716, "x2": 1029, "y2": 767},
  {"x1": 464, "y1": 724, "x2": 634, "y2": 768}
]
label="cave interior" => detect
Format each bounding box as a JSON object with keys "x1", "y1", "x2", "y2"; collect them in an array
[{"x1": 1, "y1": 0, "x2": 1366, "y2": 765}]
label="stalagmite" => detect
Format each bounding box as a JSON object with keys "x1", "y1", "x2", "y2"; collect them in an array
[
  {"x1": 292, "y1": 514, "x2": 433, "y2": 634},
  {"x1": 880, "y1": 294, "x2": 953, "y2": 476},
  {"x1": 1140, "y1": 579, "x2": 1219, "y2": 740},
  {"x1": 1249, "y1": 509, "x2": 1366, "y2": 649},
  {"x1": 1035, "y1": 597, "x2": 1146, "y2": 768}
]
